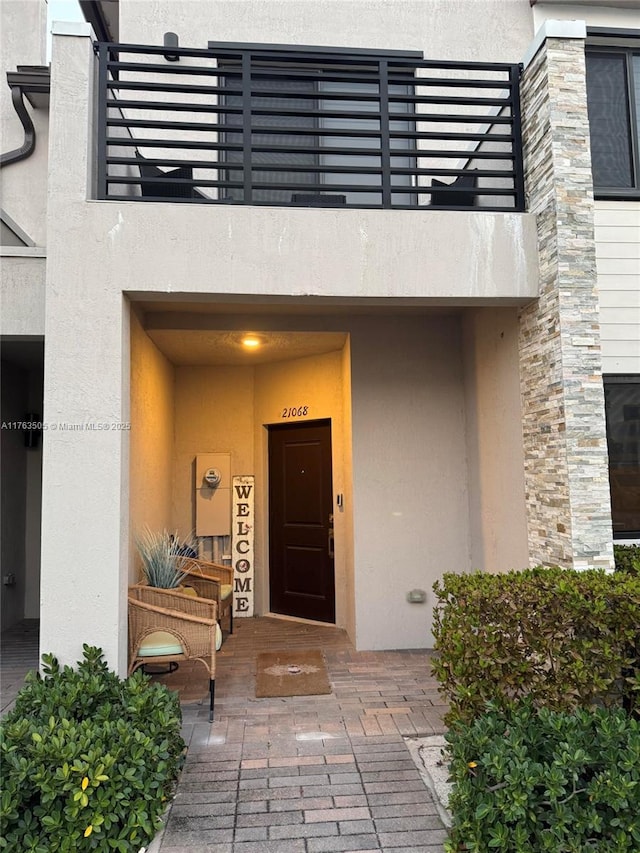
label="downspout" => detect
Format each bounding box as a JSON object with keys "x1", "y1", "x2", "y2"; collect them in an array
[
  {"x1": 0, "y1": 84, "x2": 36, "y2": 167},
  {"x1": 0, "y1": 68, "x2": 51, "y2": 169}
]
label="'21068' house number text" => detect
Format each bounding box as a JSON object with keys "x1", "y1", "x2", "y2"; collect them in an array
[{"x1": 281, "y1": 406, "x2": 309, "y2": 418}]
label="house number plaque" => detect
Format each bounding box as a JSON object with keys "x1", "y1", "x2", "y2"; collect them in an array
[
  {"x1": 232, "y1": 475, "x2": 255, "y2": 617},
  {"x1": 281, "y1": 405, "x2": 309, "y2": 418}
]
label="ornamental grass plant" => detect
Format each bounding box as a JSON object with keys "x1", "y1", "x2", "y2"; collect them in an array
[{"x1": 135, "y1": 527, "x2": 191, "y2": 588}]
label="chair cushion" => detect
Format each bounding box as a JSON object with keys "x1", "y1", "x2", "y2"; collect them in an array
[
  {"x1": 138, "y1": 625, "x2": 222, "y2": 655},
  {"x1": 139, "y1": 631, "x2": 184, "y2": 657},
  {"x1": 220, "y1": 584, "x2": 233, "y2": 601}
]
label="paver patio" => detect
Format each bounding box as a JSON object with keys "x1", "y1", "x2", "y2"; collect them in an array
[
  {"x1": 152, "y1": 616, "x2": 449, "y2": 852},
  {"x1": 0, "y1": 616, "x2": 450, "y2": 852}
]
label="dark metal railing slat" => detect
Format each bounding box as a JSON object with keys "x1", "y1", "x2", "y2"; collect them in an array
[
  {"x1": 378, "y1": 60, "x2": 392, "y2": 208},
  {"x1": 107, "y1": 155, "x2": 516, "y2": 179},
  {"x1": 241, "y1": 52, "x2": 253, "y2": 203},
  {"x1": 105, "y1": 173, "x2": 517, "y2": 196},
  {"x1": 510, "y1": 63, "x2": 526, "y2": 212},
  {"x1": 96, "y1": 43, "x2": 109, "y2": 199}
]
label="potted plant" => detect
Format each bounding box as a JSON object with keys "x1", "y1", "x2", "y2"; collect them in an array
[{"x1": 135, "y1": 528, "x2": 193, "y2": 589}]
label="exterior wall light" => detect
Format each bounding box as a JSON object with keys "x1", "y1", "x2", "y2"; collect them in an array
[{"x1": 163, "y1": 33, "x2": 180, "y2": 62}]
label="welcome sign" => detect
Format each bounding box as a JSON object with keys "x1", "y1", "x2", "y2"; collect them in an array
[{"x1": 231, "y1": 475, "x2": 255, "y2": 617}]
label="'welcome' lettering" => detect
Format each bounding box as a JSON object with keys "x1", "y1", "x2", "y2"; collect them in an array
[
  {"x1": 234, "y1": 577, "x2": 252, "y2": 593},
  {"x1": 232, "y1": 475, "x2": 255, "y2": 617}
]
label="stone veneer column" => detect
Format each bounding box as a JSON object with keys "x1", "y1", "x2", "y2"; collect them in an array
[{"x1": 518, "y1": 22, "x2": 614, "y2": 570}]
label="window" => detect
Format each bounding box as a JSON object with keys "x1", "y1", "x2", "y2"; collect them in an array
[
  {"x1": 604, "y1": 376, "x2": 640, "y2": 538},
  {"x1": 585, "y1": 45, "x2": 640, "y2": 195},
  {"x1": 219, "y1": 56, "x2": 416, "y2": 206}
]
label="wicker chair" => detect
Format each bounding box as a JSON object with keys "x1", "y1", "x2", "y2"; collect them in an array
[
  {"x1": 128, "y1": 584, "x2": 219, "y2": 721},
  {"x1": 182, "y1": 558, "x2": 234, "y2": 639}
]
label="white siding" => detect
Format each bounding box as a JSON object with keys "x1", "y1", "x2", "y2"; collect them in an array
[{"x1": 594, "y1": 201, "x2": 640, "y2": 375}]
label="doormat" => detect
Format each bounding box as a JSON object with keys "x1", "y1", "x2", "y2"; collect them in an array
[{"x1": 255, "y1": 650, "x2": 332, "y2": 698}]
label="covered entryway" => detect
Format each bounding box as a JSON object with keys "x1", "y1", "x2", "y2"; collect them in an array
[
  {"x1": 268, "y1": 419, "x2": 335, "y2": 623},
  {"x1": 129, "y1": 298, "x2": 530, "y2": 651},
  {"x1": 129, "y1": 301, "x2": 354, "y2": 636}
]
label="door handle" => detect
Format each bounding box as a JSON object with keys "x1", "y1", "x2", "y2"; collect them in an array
[{"x1": 328, "y1": 513, "x2": 334, "y2": 559}]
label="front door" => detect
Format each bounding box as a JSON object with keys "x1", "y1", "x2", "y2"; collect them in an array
[{"x1": 268, "y1": 419, "x2": 335, "y2": 623}]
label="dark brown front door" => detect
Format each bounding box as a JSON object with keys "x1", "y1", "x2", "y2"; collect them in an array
[{"x1": 268, "y1": 419, "x2": 335, "y2": 623}]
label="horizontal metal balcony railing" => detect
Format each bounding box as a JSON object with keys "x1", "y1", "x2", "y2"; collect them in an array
[{"x1": 95, "y1": 42, "x2": 525, "y2": 211}]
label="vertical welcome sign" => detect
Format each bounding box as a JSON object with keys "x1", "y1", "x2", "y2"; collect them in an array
[{"x1": 232, "y1": 475, "x2": 255, "y2": 617}]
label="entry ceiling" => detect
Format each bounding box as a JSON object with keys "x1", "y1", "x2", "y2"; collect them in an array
[
  {"x1": 138, "y1": 296, "x2": 457, "y2": 367},
  {"x1": 146, "y1": 329, "x2": 348, "y2": 366}
]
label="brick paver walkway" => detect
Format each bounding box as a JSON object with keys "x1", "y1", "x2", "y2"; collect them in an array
[
  {"x1": 151, "y1": 616, "x2": 449, "y2": 852},
  {"x1": 0, "y1": 619, "x2": 39, "y2": 715}
]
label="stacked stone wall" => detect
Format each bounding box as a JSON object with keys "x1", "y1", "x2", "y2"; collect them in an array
[{"x1": 519, "y1": 37, "x2": 613, "y2": 570}]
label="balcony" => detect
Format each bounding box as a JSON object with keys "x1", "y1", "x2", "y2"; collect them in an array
[{"x1": 95, "y1": 41, "x2": 525, "y2": 211}]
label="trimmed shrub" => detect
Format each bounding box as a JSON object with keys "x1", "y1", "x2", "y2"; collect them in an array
[
  {"x1": 432, "y1": 567, "x2": 640, "y2": 726},
  {"x1": 445, "y1": 701, "x2": 640, "y2": 853},
  {"x1": 0, "y1": 645, "x2": 185, "y2": 852},
  {"x1": 615, "y1": 544, "x2": 640, "y2": 576}
]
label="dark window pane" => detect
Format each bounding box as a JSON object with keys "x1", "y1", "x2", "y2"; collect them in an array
[
  {"x1": 318, "y1": 79, "x2": 415, "y2": 206},
  {"x1": 222, "y1": 74, "x2": 318, "y2": 204},
  {"x1": 604, "y1": 377, "x2": 640, "y2": 537},
  {"x1": 220, "y1": 60, "x2": 416, "y2": 206},
  {"x1": 586, "y1": 53, "x2": 633, "y2": 188}
]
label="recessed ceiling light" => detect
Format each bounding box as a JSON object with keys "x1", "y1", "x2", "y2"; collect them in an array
[{"x1": 242, "y1": 335, "x2": 261, "y2": 349}]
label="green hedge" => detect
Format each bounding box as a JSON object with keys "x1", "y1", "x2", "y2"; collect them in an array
[
  {"x1": 445, "y1": 701, "x2": 640, "y2": 853},
  {"x1": 615, "y1": 544, "x2": 640, "y2": 576},
  {"x1": 432, "y1": 567, "x2": 640, "y2": 727},
  {"x1": 0, "y1": 645, "x2": 185, "y2": 852}
]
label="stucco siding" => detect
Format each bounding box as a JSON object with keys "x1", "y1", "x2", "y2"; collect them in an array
[
  {"x1": 121, "y1": 0, "x2": 533, "y2": 63},
  {"x1": 129, "y1": 307, "x2": 175, "y2": 579},
  {"x1": 0, "y1": 255, "x2": 46, "y2": 336}
]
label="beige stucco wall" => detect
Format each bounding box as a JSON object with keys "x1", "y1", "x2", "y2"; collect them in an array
[
  {"x1": 40, "y1": 26, "x2": 131, "y2": 669},
  {"x1": 120, "y1": 0, "x2": 533, "y2": 62},
  {"x1": 84, "y1": 205, "x2": 539, "y2": 305},
  {"x1": 462, "y1": 308, "x2": 529, "y2": 574},
  {"x1": 129, "y1": 308, "x2": 175, "y2": 578},
  {"x1": 350, "y1": 315, "x2": 469, "y2": 649},
  {"x1": 532, "y1": 4, "x2": 640, "y2": 31},
  {"x1": 172, "y1": 364, "x2": 255, "y2": 539},
  {"x1": 0, "y1": 254, "x2": 46, "y2": 336}
]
